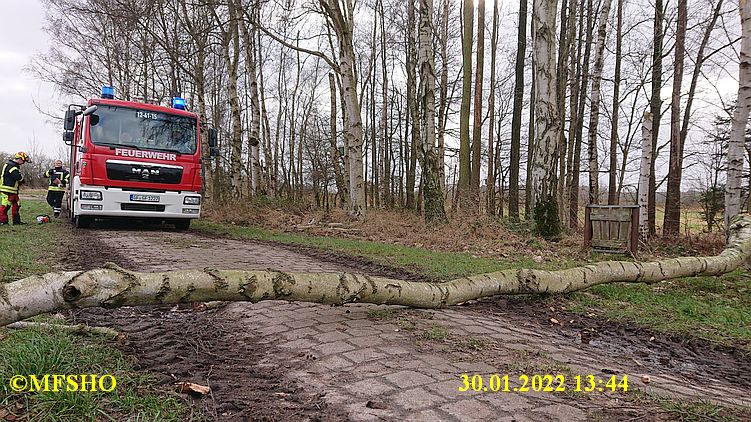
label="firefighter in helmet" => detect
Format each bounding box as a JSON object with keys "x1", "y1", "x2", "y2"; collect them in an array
[
  {"x1": 44, "y1": 159, "x2": 70, "y2": 217},
  {"x1": 0, "y1": 152, "x2": 31, "y2": 225}
]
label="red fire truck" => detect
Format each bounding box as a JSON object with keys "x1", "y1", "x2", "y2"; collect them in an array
[{"x1": 63, "y1": 86, "x2": 217, "y2": 229}]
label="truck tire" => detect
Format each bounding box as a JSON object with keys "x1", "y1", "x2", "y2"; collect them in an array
[
  {"x1": 174, "y1": 219, "x2": 191, "y2": 230},
  {"x1": 74, "y1": 215, "x2": 92, "y2": 229}
]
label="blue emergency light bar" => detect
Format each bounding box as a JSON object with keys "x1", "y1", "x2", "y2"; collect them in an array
[
  {"x1": 101, "y1": 86, "x2": 115, "y2": 99},
  {"x1": 172, "y1": 97, "x2": 186, "y2": 110}
]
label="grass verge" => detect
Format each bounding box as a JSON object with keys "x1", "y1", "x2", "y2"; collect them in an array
[
  {"x1": 193, "y1": 219, "x2": 580, "y2": 279},
  {"x1": 196, "y1": 216, "x2": 751, "y2": 351},
  {"x1": 0, "y1": 327, "x2": 185, "y2": 421},
  {"x1": 565, "y1": 272, "x2": 750, "y2": 349},
  {"x1": 0, "y1": 199, "x2": 62, "y2": 283},
  {"x1": 1, "y1": 199, "x2": 188, "y2": 420}
]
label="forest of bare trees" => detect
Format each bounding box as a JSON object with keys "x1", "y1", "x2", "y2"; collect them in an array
[{"x1": 31, "y1": 0, "x2": 747, "y2": 236}]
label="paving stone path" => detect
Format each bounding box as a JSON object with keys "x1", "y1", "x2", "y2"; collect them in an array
[{"x1": 94, "y1": 228, "x2": 750, "y2": 421}]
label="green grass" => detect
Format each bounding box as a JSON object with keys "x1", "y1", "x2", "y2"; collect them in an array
[
  {"x1": 1, "y1": 198, "x2": 189, "y2": 420},
  {"x1": 366, "y1": 308, "x2": 403, "y2": 319},
  {"x1": 0, "y1": 199, "x2": 64, "y2": 283},
  {"x1": 420, "y1": 324, "x2": 449, "y2": 341},
  {"x1": 196, "y1": 215, "x2": 751, "y2": 351},
  {"x1": 565, "y1": 271, "x2": 751, "y2": 349},
  {"x1": 455, "y1": 336, "x2": 486, "y2": 351},
  {"x1": 193, "y1": 219, "x2": 580, "y2": 279},
  {"x1": 0, "y1": 327, "x2": 186, "y2": 421},
  {"x1": 628, "y1": 390, "x2": 747, "y2": 422}
]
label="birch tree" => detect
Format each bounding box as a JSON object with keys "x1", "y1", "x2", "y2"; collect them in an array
[
  {"x1": 726, "y1": 0, "x2": 751, "y2": 228},
  {"x1": 530, "y1": 0, "x2": 561, "y2": 236},
  {"x1": 320, "y1": 0, "x2": 366, "y2": 217},
  {"x1": 213, "y1": 3, "x2": 243, "y2": 198},
  {"x1": 638, "y1": 111, "x2": 653, "y2": 239},
  {"x1": 418, "y1": 0, "x2": 447, "y2": 224}
]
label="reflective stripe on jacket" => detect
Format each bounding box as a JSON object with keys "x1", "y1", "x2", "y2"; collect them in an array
[
  {"x1": 45, "y1": 167, "x2": 70, "y2": 191},
  {"x1": 0, "y1": 161, "x2": 23, "y2": 194}
]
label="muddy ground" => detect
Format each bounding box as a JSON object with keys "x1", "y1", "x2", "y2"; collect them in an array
[{"x1": 55, "y1": 221, "x2": 750, "y2": 421}]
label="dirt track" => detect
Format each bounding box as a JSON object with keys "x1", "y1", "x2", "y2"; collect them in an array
[{"x1": 60, "y1": 222, "x2": 750, "y2": 421}]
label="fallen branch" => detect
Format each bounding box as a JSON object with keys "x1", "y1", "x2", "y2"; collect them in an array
[
  {"x1": 5, "y1": 321, "x2": 122, "y2": 340},
  {"x1": 2, "y1": 216, "x2": 750, "y2": 327}
]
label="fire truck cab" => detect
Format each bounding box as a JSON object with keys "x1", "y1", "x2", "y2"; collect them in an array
[{"x1": 63, "y1": 86, "x2": 216, "y2": 229}]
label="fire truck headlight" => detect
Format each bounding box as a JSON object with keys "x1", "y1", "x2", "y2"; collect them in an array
[
  {"x1": 80, "y1": 190, "x2": 102, "y2": 200},
  {"x1": 183, "y1": 196, "x2": 201, "y2": 205}
]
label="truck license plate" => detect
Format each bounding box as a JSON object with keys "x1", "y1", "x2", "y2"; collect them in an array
[{"x1": 130, "y1": 194, "x2": 160, "y2": 202}]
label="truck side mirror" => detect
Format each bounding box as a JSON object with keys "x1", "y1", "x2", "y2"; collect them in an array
[
  {"x1": 64, "y1": 110, "x2": 76, "y2": 131},
  {"x1": 208, "y1": 128, "x2": 218, "y2": 148},
  {"x1": 210, "y1": 147, "x2": 220, "y2": 157},
  {"x1": 82, "y1": 105, "x2": 98, "y2": 116},
  {"x1": 63, "y1": 131, "x2": 74, "y2": 145}
]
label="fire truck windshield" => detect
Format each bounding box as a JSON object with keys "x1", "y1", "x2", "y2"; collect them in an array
[{"x1": 89, "y1": 105, "x2": 197, "y2": 155}]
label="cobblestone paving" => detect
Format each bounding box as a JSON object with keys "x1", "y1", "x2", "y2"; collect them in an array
[{"x1": 96, "y1": 228, "x2": 751, "y2": 421}]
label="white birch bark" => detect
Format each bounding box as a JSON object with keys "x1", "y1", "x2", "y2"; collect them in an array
[
  {"x1": 726, "y1": 0, "x2": 751, "y2": 228},
  {"x1": 437, "y1": 0, "x2": 449, "y2": 193},
  {"x1": 418, "y1": 0, "x2": 447, "y2": 224},
  {"x1": 321, "y1": 0, "x2": 365, "y2": 217},
  {"x1": 3, "y1": 215, "x2": 751, "y2": 327},
  {"x1": 586, "y1": 0, "x2": 614, "y2": 205},
  {"x1": 215, "y1": 3, "x2": 243, "y2": 198},
  {"x1": 239, "y1": 4, "x2": 262, "y2": 196},
  {"x1": 530, "y1": 0, "x2": 560, "y2": 209},
  {"x1": 638, "y1": 111, "x2": 653, "y2": 240}
]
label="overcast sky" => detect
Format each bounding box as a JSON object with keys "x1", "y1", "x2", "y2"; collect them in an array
[{"x1": 0, "y1": 0, "x2": 63, "y2": 158}]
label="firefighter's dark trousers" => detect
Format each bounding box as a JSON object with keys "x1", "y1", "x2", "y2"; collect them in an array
[
  {"x1": 47, "y1": 190, "x2": 64, "y2": 216},
  {"x1": 0, "y1": 192, "x2": 21, "y2": 224}
]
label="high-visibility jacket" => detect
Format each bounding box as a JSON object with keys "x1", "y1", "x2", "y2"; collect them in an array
[
  {"x1": 0, "y1": 161, "x2": 23, "y2": 194},
  {"x1": 45, "y1": 167, "x2": 70, "y2": 191}
]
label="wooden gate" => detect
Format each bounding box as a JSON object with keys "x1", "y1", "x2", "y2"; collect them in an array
[{"x1": 584, "y1": 205, "x2": 640, "y2": 254}]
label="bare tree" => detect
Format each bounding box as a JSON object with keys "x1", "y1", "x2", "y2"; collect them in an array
[
  {"x1": 648, "y1": 0, "x2": 665, "y2": 236},
  {"x1": 663, "y1": 0, "x2": 688, "y2": 236},
  {"x1": 608, "y1": 0, "x2": 624, "y2": 205},
  {"x1": 587, "y1": 0, "x2": 614, "y2": 205},
  {"x1": 726, "y1": 0, "x2": 751, "y2": 228},
  {"x1": 508, "y1": 0, "x2": 528, "y2": 220},
  {"x1": 417, "y1": 0, "x2": 447, "y2": 224},
  {"x1": 471, "y1": 0, "x2": 485, "y2": 205},
  {"x1": 529, "y1": 0, "x2": 561, "y2": 229},
  {"x1": 486, "y1": 0, "x2": 499, "y2": 215},
  {"x1": 457, "y1": 0, "x2": 474, "y2": 210}
]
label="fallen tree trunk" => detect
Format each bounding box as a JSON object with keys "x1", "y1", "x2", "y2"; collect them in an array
[{"x1": 2, "y1": 216, "x2": 751, "y2": 327}]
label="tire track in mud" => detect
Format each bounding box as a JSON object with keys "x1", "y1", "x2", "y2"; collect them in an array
[{"x1": 63, "y1": 224, "x2": 354, "y2": 421}]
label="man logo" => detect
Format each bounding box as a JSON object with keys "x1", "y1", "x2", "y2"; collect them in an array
[{"x1": 131, "y1": 167, "x2": 160, "y2": 179}]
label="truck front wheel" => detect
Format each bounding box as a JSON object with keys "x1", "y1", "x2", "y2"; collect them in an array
[
  {"x1": 174, "y1": 219, "x2": 191, "y2": 230},
  {"x1": 74, "y1": 215, "x2": 92, "y2": 229}
]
